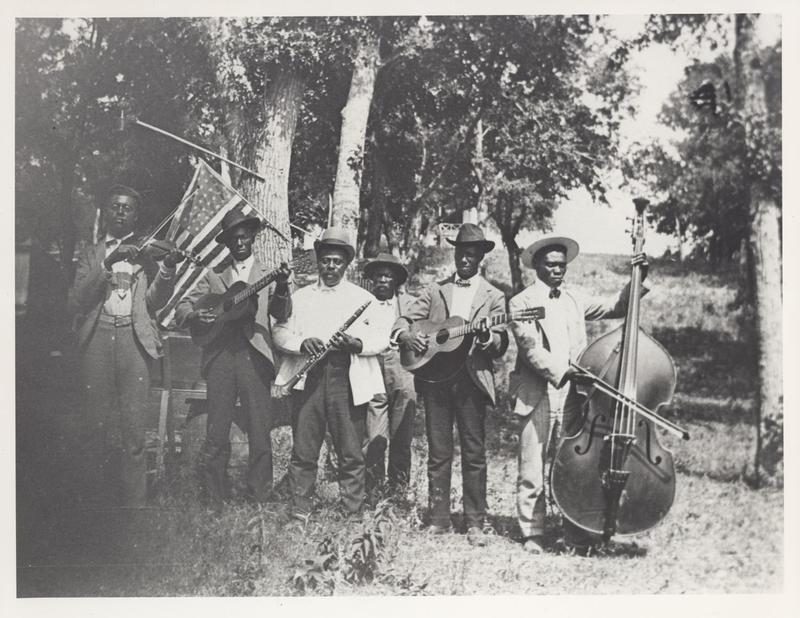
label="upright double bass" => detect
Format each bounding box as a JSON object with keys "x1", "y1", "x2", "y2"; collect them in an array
[{"x1": 550, "y1": 198, "x2": 690, "y2": 542}]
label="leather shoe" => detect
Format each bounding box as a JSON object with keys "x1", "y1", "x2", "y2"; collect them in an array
[
  {"x1": 427, "y1": 524, "x2": 451, "y2": 535},
  {"x1": 467, "y1": 526, "x2": 488, "y2": 547},
  {"x1": 522, "y1": 536, "x2": 545, "y2": 554}
]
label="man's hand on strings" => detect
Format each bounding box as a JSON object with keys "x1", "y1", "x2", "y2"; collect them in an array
[
  {"x1": 632, "y1": 252, "x2": 649, "y2": 281},
  {"x1": 398, "y1": 329, "x2": 429, "y2": 354},
  {"x1": 275, "y1": 262, "x2": 292, "y2": 294},
  {"x1": 162, "y1": 248, "x2": 185, "y2": 268},
  {"x1": 104, "y1": 244, "x2": 140, "y2": 269},
  {"x1": 475, "y1": 316, "x2": 493, "y2": 346},
  {"x1": 189, "y1": 308, "x2": 217, "y2": 325}
]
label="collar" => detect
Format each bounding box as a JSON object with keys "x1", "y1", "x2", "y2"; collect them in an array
[
  {"x1": 453, "y1": 273, "x2": 479, "y2": 287},
  {"x1": 233, "y1": 254, "x2": 255, "y2": 271},
  {"x1": 375, "y1": 295, "x2": 396, "y2": 306},
  {"x1": 317, "y1": 280, "x2": 344, "y2": 293}
]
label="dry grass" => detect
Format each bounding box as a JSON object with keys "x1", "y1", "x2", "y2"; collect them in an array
[{"x1": 16, "y1": 250, "x2": 782, "y2": 597}]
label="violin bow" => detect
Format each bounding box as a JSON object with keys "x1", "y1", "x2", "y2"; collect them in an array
[{"x1": 571, "y1": 362, "x2": 690, "y2": 440}]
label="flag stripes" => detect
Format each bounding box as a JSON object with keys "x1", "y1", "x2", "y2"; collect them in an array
[{"x1": 156, "y1": 161, "x2": 265, "y2": 328}]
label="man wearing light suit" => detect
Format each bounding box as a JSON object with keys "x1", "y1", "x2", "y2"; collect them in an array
[
  {"x1": 508, "y1": 235, "x2": 648, "y2": 554},
  {"x1": 394, "y1": 223, "x2": 508, "y2": 547},
  {"x1": 176, "y1": 210, "x2": 291, "y2": 509}
]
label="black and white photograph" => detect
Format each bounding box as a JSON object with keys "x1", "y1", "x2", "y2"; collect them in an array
[{"x1": 9, "y1": 1, "x2": 796, "y2": 610}]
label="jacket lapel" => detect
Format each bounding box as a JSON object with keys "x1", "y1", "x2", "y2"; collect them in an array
[
  {"x1": 439, "y1": 279, "x2": 455, "y2": 319},
  {"x1": 469, "y1": 277, "x2": 489, "y2": 321},
  {"x1": 248, "y1": 258, "x2": 267, "y2": 286}
]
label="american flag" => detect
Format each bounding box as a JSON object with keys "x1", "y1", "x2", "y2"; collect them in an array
[{"x1": 156, "y1": 160, "x2": 264, "y2": 327}]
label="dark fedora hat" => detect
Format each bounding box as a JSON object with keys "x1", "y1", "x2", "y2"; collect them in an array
[
  {"x1": 521, "y1": 235, "x2": 580, "y2": 267},
  {"x1": 446, "y1": 223, "x2": 495, "y2": 252},
  {"x1": 363, "y1": 252, "x2": 409, "y2": 286},
  {"x1": 215, "y1": 209, "x2": 263, "y2": 244},
  {"x1": 313, "y1": 227, "x2": 356, "y2": 262}
]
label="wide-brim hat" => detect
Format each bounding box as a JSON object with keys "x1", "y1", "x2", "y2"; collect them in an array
[
  {"x1": 521, "y1": 235, "x2": 580, "y2": 268},
  {"x1": 215, "y1": 210, "x2": 263, "y2": 244},
  {"x1": 363, "y1": 252, "x2": 409, "y2": 286},
  {"x1": 445, "y1": 223, "x2": 495, "y2": 252},
  {"x1": 313, "y1": 226, "x2": 356, "y2": 262}
]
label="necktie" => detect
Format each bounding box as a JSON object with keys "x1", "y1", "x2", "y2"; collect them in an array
[
  {"x1": 455, "y1": 278, "x2": 471, "y2": 288},
  {"x1": 549, "y1": 287, "x2": 561, "y2": 299}
]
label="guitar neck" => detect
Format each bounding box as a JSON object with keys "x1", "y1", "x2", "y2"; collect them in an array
[
  {"x1": 450, "y1": 312, "x2": 517, "y2": 338},
  {"x1": 229, "y1": 253, "x2": 312, "y2": 306},
  {"x1": 232, "y1": 272, "x2": 276, "y2": 305}
]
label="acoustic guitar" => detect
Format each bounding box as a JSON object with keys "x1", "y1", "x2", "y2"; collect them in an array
[
  {"x1": 189, "y1": 254, "x2": 313, "y2": 348},
  {"x1": 400, "y1": 307, "x2": 545, "y2": 383}
]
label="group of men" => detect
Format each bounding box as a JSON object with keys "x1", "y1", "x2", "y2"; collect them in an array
[{"x1": 69, "y1": 183, "x2": 646, "y2": 554}]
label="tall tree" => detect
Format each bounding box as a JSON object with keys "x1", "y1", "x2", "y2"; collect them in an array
[
  {"x1": 734, "y1": 14, "x2": 782, "y2": 483},
  {"x1": 331, "y1": 20, "x2": 381, "y2": 246},
  {"x1": 632, "y1": 14, "x2": 783, "y2": 484}
]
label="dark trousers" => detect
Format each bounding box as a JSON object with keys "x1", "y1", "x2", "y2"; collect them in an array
[
  {"x1": 79, "y1": 321, "x2": 149, "y2": 507},
  {"x1": 201, "y1": 331, "x2": 275, "y2": 504},
  {"x1": 365, "y1": 349, "x2": 416, "y2": 492},
  {"x1": 289, "y1": 352, "x2": 366, "y2": 516},
  {"x1": 421, "y1": 369, "x2": 490, "y2": 528}
]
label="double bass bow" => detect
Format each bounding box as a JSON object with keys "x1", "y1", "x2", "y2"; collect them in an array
[{"x1": 550, "y1": 197, "x2": 690, "y2": 543}]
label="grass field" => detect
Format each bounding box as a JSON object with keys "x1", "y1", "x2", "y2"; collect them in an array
[{"x1": 15, "y1": 250, "x2": 783, "y2": 597}]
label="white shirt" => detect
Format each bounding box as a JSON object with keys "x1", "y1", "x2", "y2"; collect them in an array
[
  {"x1": 103, "y1": 233, "x2": 135, "y2": 316},
  {"x1": 273, "y1": 280, "x2": 389, "y2": 405},
  {"x1": 450, "y1": 273, "x2": 480, "y2": 318},
  {"x1": 231, "y1": 254, "x2": 255, "y2": 284},
  {"x1": 102, "y1": 233, "x2": 177, "y2": 316}
]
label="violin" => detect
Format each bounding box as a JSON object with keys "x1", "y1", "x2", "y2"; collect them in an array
[
  {"x1": 549, "y1": 198, "x2": 689, "y2": 542},
  {"x1": 122, "y1": 238, "x2": 201, "y2": 266}
]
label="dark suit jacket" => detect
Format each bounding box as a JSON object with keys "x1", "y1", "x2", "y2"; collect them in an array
[
  {"x1": 174, "y1": 257, "x2": 291, "y2": 376},
  {"x1": 392, "y1": 275, "x2": 509, "y2": 404},
  {"x1": 67, "y1": 238, "x2": 176, "y2": 359}
]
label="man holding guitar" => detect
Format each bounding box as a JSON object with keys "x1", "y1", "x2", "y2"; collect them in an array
[
  {"x1": 393, "y1": 223, "x2": 509, "y2": 547},
  {"x1": 175, "y1": 210, "x2": 291, "y2": 510}
]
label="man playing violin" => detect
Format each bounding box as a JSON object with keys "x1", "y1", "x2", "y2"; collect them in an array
[
  {"x1": 175, "y1": 210, "x2": 291, "y2": 510},
  {"x1": 508, "y1": 235, "x2": 647, "y2": 554},
  {"x1": 68, "y1": 183, "x2": 185, "y2": 507},
  {"x1": 393, "y1": 223, "x2": 508, "y2": 547}
]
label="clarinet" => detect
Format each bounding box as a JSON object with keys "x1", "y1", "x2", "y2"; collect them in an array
[{"x1": 276, "y1": 300, "x2": 372, "y2": 395}]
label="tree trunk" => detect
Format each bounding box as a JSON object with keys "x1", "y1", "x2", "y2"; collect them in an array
[
  {"x1": 238, "y1": 70, "x2": 305, "y2": 269},
  {"x1": 675, "y1": 216, "x2": 685, "y2": 262},
  {"x1": 502, "y1": 232, "x2": 524, "y2": 295},
  {"x1": 735, "y1": 14, "x2": 783, "y2": 484},
  {"x1": 331, "y1": 31, "x2": 380, "y2": 247},
  {"x1": 363, "y1": 150, "x2": 387, "y2": 258}
]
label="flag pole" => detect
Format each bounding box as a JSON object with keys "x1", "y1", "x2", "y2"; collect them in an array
[{"x1": 121, "y1": 111, "x2": 266, "y2": 182}]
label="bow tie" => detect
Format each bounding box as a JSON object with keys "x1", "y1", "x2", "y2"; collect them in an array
[
  {"x1": 455, "y1": 278, "x2": 472, "y2": 288},
  {"x1": 549, "y1": 287, "x2": 561, "y2": 299}
]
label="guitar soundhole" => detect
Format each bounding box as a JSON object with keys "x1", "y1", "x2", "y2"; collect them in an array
[
  {"x1": 435, "y1": 329, "x2": 449, "y2": 345},
  {"x1": 223, "y1": 299, "x2": 233, "y2": 312}
]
